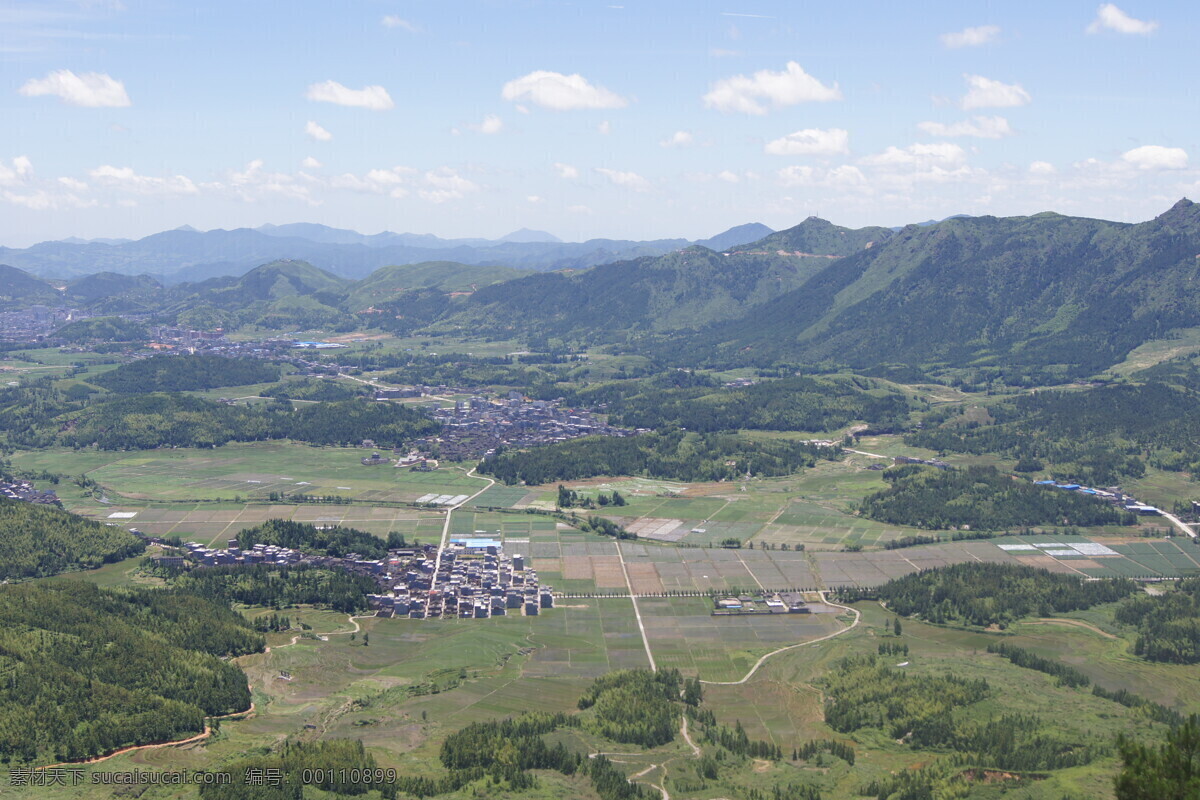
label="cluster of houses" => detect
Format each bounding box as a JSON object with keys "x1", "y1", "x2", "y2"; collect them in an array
[
  {"x1": 713, "y1": 591, "x2": 810, "y2": 615},
  {"x1": 359, "y1": 447, "x2": 438, "y2": 471},
  {"x1": 414, "y1": 393, "x2": 639, "y2": 461},
  {"x1": 369, "y1": 539, "x2": 553, "y2": 619},
  {"x1": 1032, "y1": 481, "x2": 1161, "y2": 514},
  {"x1": 893, "y1": 455, "x2": 952, "y2": 470},
  {"x1": 0, "y1": 478, "x2": 60, "y2": 506},
  {"x1": 147, "y1": 534, "x2": 552, "y2": 621}
]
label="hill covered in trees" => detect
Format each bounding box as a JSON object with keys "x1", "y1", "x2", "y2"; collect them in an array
[
  {"x1": 4, "y1": 390, "x2": 438, "y2": 450},
  {"x1": 0, "y1": 581, "x2": 259, "y2": 763},
  {"x1": 479, "y1": 431, "x2": 838, "y2": 485},
  {"x1": 842, "y1": 562, "x2": 1136, "y2": 626},
  {"x1": 909, "y1": 381, "x2": 1200, "y2": 483},
  {"x1": 89, "y1": 354, "x2": 281, "y2": 393},
  {"x1": 0, "y1": 498, "x2": 145, "y2": 579},
  {"x1": 235, "y1": 519, "x2": 389, "y2": 559},
  {"x1": 859, "y1": 464, "x2": 1137, "y2": 530}
]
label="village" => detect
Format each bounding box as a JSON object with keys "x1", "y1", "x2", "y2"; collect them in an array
[{"x1": 149, "y1": 534, "x2": 553, "y2": 620}]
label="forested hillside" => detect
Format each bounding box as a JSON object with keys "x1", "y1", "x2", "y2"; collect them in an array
[
  {"x1": 842, "y1": 562, "x2": 1136, "y2": 626},
  {"x1": 479, "y1": 430, "x2": 837, "y2": 484},
  {"x1": 0, "y1": 498, "x2": 145, "y2": 579},
  {"x1": 89, "y1": 354, "x2": 281, "y2": 392},
  {"x1": 859, "y1": 464, "x2": 1137, "y2": 530},
  {"x1": 909, "y1": 381, "x2": 1200, "y2": 482},
  {"x1": 0, "y1": 581, "x2": 259, "y2": 762},
  {"x1": 659, "y1": 199, "x2": 1200, "y2": 376},
  {"x1": 235, "y1": 519, "x2": 389, "y2": 559}
]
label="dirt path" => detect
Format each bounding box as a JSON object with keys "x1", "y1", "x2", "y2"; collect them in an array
[
  {"x1": 37, "y1": 698, "x2": 256, "y2": 769},
  {"x1": 615, "y1": 541, "x2": 657, "y2": 671},
  {"x1": 680, "y1": 714, "x2": 701, "y2": 757},
  {"x1": 701, "y1": 592, "x2": 861, "y2": 686},
  {"x1": 1026, "y1": 617, "x2": 1120, "y2": 640}
]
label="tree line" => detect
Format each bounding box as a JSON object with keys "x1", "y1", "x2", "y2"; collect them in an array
[
  {"x1": 0, "y1": 497, "x2": 145, "y2": 579},
  {"x1": 89, "y1": 354, "x2": 281, "y2": 393},
  {"x1": 859, "y1": 464, "x2": 1136, "y2": 531}
]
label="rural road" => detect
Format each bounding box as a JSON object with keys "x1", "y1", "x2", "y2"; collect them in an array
[
  {"x1": 615, "y1": 541, "x2": 657, "y2": 671},
  {"x1": 700, "y1": 592, "x2": 861, "y2": 686},
  {"x1": 430, "y1": 467, "x2": 495, "y2": 592},
  {"x1": 1158, "y1": 509, "x2": 1197, "y2": 539}
]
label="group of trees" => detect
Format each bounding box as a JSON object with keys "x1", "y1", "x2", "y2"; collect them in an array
[
  {"x1": 0, "y1": 581, "x2": 259, "y2": 764},
  {"x1": 909, "y1": 381, "x2": 1200, "y2": 483},
  {"x1": 261, "y1": 377, "x2": 369, "y2": 402},
  {"x1": 578, "y1": 668, "x2": 684, "y2": 747},
  {"x1": 0, "y1": 497, "x2": 145, "y2": 579},
  {"x1": 823, "y1": 654, "x2": 1097, "y2": 772},
  {"x1": 839, "y1": 563, "x2": 1136, "y2": 627},
  {"x1": 1115, "y1": 577, "x2": 1200, "y2": 664},
  {"x1": 235, "y1": 519, "x2": 390, "y2": 559},
  {"x1": 557, "y1": 484, "x2": 627, "y2": 509},
  {"x1": 859, "y1": 464, "x2": 1136, "y2": 531},
  {"x1": 89, "y1": 354, "x2": 280, "y2": 393},
  {"x1": 168, "y1": 563, "x2": 378, "y2": 613},
  {"x1": 480, "y1": 430, "x2": 838, "y2": 484}
]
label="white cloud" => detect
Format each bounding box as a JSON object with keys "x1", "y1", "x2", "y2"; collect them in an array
[
  {"x1": 305, "y1": 120, "x2": 333, "y2": 141},
  {"x1": 18, "y1": 69, "x2": 130, "y2": 107},
  {"x1": 57, "y1": 176, "x2": 88, "y2": 191},
  {"x1": 327, "y1": 166, "x2": 415, "y2": 196},
  {"x1": 661, "y1": 130, "x2": 694, "y2": 148},
  {"x1": 598, "y1": 120, "x2": 612, "y2": 135},
  {"x1": 0, "y1": 157, "x2": 32, "y2": 187},
  {"x1": 567, "y1": 204, "x2": 591, "y2": 214},
  {"x1": 420, "y1": 167, "x2": 479, "y2": 203},
  {"x1": 777, "y1": 164, "x2": 867, "y2": 188},
  {"x1": 527, "y1": 195, "x2": 544, "y2": 204},
  {"x1": 88, "y1": 165, "x2": 198, "y2": 195},
  {"x1": 501, "y1": 71, "x2": 627, "y2": 110},
  {"x1": 961, "y1": 74, "x2": 1031, "y2": 110},
  {"x1": 381, "y1": 15, "x2": 420, "y2": 32},
  {"x1": 703, "y1": 61, "x2": 841, "y2": 115},
  {"x1": 918, "y1": 115, "x2": 1013, "y2": 139},
  {"x1": 764, "y1": 128, "x2": 849, "y2": 156},
  {"x1": 1029, "y1": 161, "x2": 1057, "y2": 175},
  {"x1": 595, "y1": 167, "x2": 650, "y2": 191},
  {"x1": 940, "y1": 24, "x2": 1000, "y2": 48},
  {"x1": 479, "y1": 114, "x2": 504, "y2": 134},
  {"x1": 860, "y1": 142, "x2": 967, "y2": 168},
  {"x1": 305, "y1": 80, "x2": 394, "y2": 110},
  {"x1": 554, "y1": 162, "x2": 579, "y2": 179},
  {"x1": 1122, "y1": 145, "x2": 1188, "y2": 170},
  {"x1": 1087, "y1": 4, "x2": 1158, "y2": 34},
  {"x1": 302, "y1": 156, "x2": 322, "y2": 169},
  {"x1": 12, "y1": 156, "x2": 33, "y2": 178},
  {"x1": 227, "y1": 160, "x2": 312, "y2": 202},
  {"x1": 717, "y1": 170, "x2": 741, "y2": 183}
]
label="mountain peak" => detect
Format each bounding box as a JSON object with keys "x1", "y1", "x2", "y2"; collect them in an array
[
  {"x1": 1171, "y1": 197, "x2": 1194, "y2": 211},
  {"x1": 173, "y1": 224, "x2": 200, "y2": 233},
  {"x1": 497, "y1": 228, "x2": 562, "y2": 244}
]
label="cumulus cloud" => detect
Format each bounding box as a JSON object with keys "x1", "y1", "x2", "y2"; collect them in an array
[
  {"x1": 764, "y1": 128, "x2": 849, "y2": 156},
  {"x1": 703, "y1": 61, "x2": 841, "y2": 114},
  {"x1": 227, "y1": 160, "x2": 313, "y2": 202},
  {"x1": 917, "y1": 116, "x2": 1013, "y2": 139},
  {"x1": 501, "y1": 71, "x2": 627, "y2": 110},
  {"x1": 302, "y1": 156, "x2": 322, "y2": 169},
  {"x1": 88, "y1": 165, "x2": 198, "y2": 195},
  {"x1": 306, "y1": 80, "x2": 394, "y2": 110},
  {"x1": 594, "y1": 167, "x2": 650, "y2": 191},
  {"x1": 940, "y1": 24, "x2": 1000, "y2": 48},
  {"x1": 381, "y1": 15, "x2": 420, "y2": 32},
  {"x1": 860, "y1": 142, "x2": 967, "y2": 168},
  {"x1": 327, "y1": 166, "x2": 415, "y2": 197},
  {"x1": 717, "y1": 170, "x2": 741, "y2": 183},
  {"x1": 420, "y1": 167, "x2": 479, "y2": 203},
  {"x1": 554, "y1": 162, "x2": 579, "y2": 179},
  {"x1": 777, "y1": 164, "x2": 867, "y2": 188},
  {"x1": 1087, "y1": 4, "x2": 1158, "y2": 34},
  {"x1": 961, "y1": 74, "x2": 1031, "y2": 110},
  {"x1": 58, "y1": 176, "x2": 88, "y2": 191},
  {"x1": 468, "y1": 114, "x2": 504, "y2": 134},
  {"x1": 305, "y1": 121, "x2": 333, "y2": 141},
  {"x1": 1122, "y1": 145, "x2": 1188, "y2": 170},
  {"x1": 661, "y1": 130, "x2": 693, "y2": 148},
  {"x1": 0, "y1": 157, "x2": 33, "y2": 187},
  {"x1": 1029, "y1": 161, "x2": 1057, "y2": 175},
  {"x1": 19, "y1": 70, "x2": 130, "y2": 107},
  {"x1": 527, "y1": 195, "x2": 544, "y2": 204}
]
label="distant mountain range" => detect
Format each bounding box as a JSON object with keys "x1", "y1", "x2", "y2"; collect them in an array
[
  {"x1": 6, "y1": 202, "x2": 1200, "y2": 378},
  {"x1": 0, "y1": 222, "x2": 774, "y2": 283}
]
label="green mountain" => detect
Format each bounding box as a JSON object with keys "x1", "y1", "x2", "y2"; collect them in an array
[
  {"x1": 344, "y1": 261, "x2": 531, "y2": 310},
  {"x1": 65, "y1": 272, "x2": 164, "y2": 313},
  {"x1": 0, "y1": 264, "x2": 59, "y2": 309},
  {"x1": 437, "y1": 246, "x2": 834, "y2": 344},
  {"x1": 727, "y1": 216, "x2": 893, "y2": 256},
  {"x1": 666, "y1": 199, "x2": 1200, "y2": 376}
]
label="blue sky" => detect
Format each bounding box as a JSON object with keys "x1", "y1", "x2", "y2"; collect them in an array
[{"x1": 0, "y1": 0, "x2": 1195, "y2": 246}]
